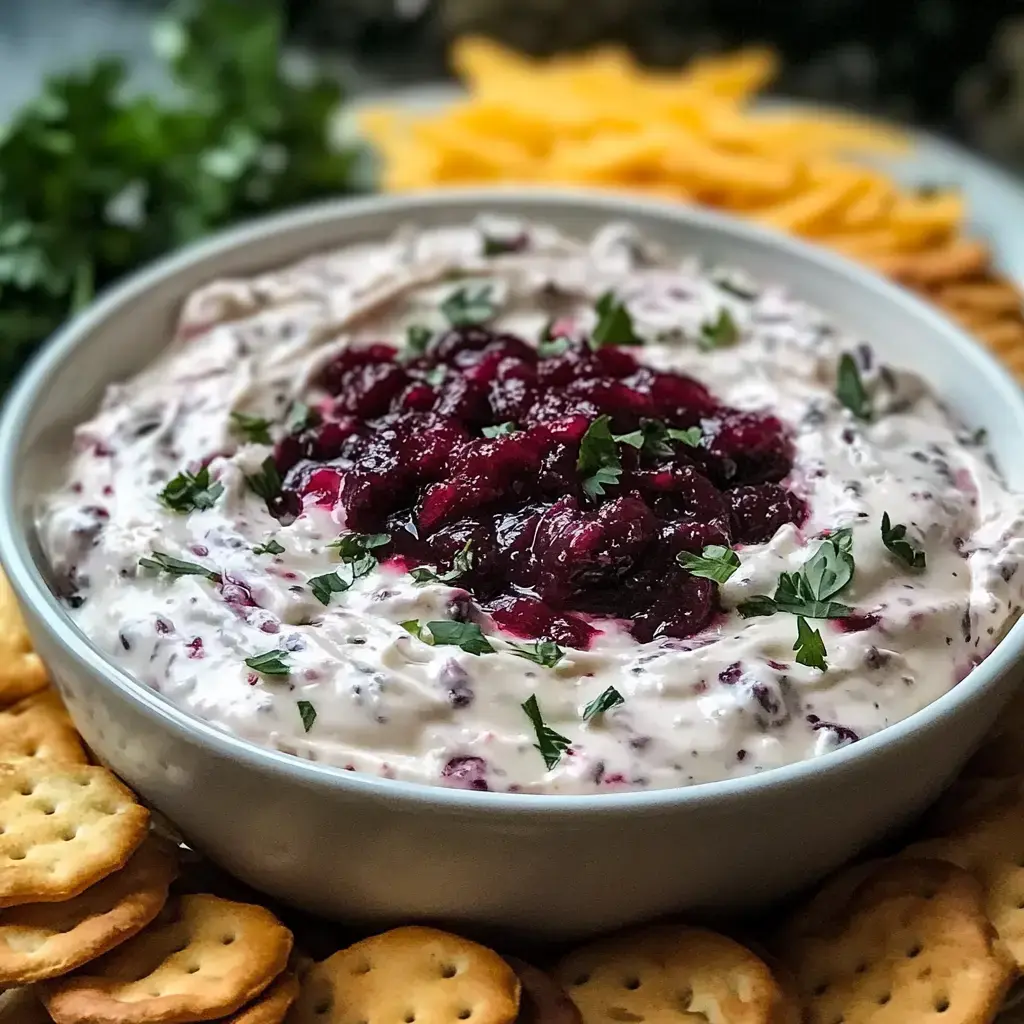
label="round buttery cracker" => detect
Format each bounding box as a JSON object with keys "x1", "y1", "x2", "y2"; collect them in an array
[
  {"x1": 904, "y1": 798, "x2": 1024, "y2": 970},
  {"x1": 0, "y1": 836, "x2": 179, "y2": 984},
  {"x1": 776, "y1": 858, "x2": 1014, "y2": 1024},
  {"x1": 290, "y1": 926, "x2": 521, "y2": 1024},
  {"x1": 555, "y1": 924, "x2": 791, "y2": 1024},
  {"x1": 0, "y1": 570, "x2": 48, "y2": 706},
  {"x1": 43, "y1": 893, "x2": 294, "y2": 1024},
  {"x1": 223, "y1": 973, "x2": 299, "y2": 1024},
  {"x1": 0, "y1": 688, "x2": 88, "y2": 766},
  {"x1": 0, "y1": 761, "x2": 149, "y2": 908}
]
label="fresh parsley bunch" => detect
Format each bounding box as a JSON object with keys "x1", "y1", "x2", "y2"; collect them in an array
[{"x1": 0, "y1": 0, "x2": 361, "y2": 391}]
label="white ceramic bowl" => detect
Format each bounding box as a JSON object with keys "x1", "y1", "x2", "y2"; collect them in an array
[{"x1": 2, "y1": 190, "x2": 1023, "y2": 941}]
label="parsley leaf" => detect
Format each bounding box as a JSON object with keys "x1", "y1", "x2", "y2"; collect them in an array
[
  {"x1": 582, "y1": 686, "x2": 625, "y2": 721},
  {"x1": 328, "y1": 532, "x2": 390, "y2": 561},
  {"x1": 677, "y1": 545, "x2": 741, "y2": 585},
  {"x1": 406, "y1": 324, "x2": 433, "y2": 354},
  {"x1": 297, "y1": 700, "x2": 316, "y2": 733},
  {"x1": 507, "y1": 640, "x2": 565, "y2": 669},
  {"x1": 793, "y1": 616, "x2": 828, "y2": 671},
  {"x1": 229, "y1": 411, "x2": 273, "y2": 445},
  {"x1": 309, "y1": 571, "x2": 351, "y2": 606},
  {"x1": 613, "y1": 429, "x2": 645, "y2": 450},
  {"x1": 837, "y1": 353, "x2": 872, "y2": 421},
  {"x1": 538, "y1": 319, "x2": 571, "y2": 358},
  {"x1": 139, "y1": 551, "x2": 219, "y2": 581},
  {"x1": 736, "y1": 532, "x2": 856, "y2": 620},
  {"x1": 736, "y1": 595, "x2": 779, "y2": 619},
  {"x1": 409, "y1": 541, "x2": 474, "y2": 587},
  {"x1": 522, "y1": 694, "x2": 572, "y2": 770},
  {"x1": 287, "y1": 402, "x2": 317, "y2": 435},
  {"x1": 244, "y1": 650, "x2": 290, "y2": 677},
  {"x1": 403, "y1": 620, "x2": 495, "y2": 656},
  {"x1": 669, "y1": 426, "x2": 703, "y2": 447},
  {"x1": 577, "y1": 415, "x2": 623, "y2": 499},
  {"x1": 482, "y1": 422, "x2": 518, "y2": 438},
  {"x1": 158, "y1": 465, "x2": 223, "y2": 514},
  {"x1": 698, "y1": 309, "x2": 739, "y2": 351},
  {"x1": 881, "y1": 512, "x2": 926, "y2": 569},
  {"x1": 244, "y1": 456, "x2": 282, "y2": 503},
  {"x1": 253, "y1": 538, "x2": 285, "y2": 556},
  {"x1": 591, "y1": 292, "x2": 642, "y2": 348},
  {"x1": 441, "y1": 284, "x2": 497, "y2": 326}
]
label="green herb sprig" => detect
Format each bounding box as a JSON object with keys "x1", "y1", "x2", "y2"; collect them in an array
[
  {"x1": 139, "y1": 551, "x2": 219, "y2": 581},
  {"x1": 837, "y1": 353, "x2": 872, "y2": 421},
  {"x1": 881, "y1": 512, "x2": 926, "y2": 569},
  {"x1": 507, "y1": 640, "x2": 565, "y2": 669},
  {"x1": 402, "y1": 620, "x2": 495, "y2": 656},
  {"x1": 229, "y1": 412, "x2": 273, "y2": 445},
  {"x1": 158, "y1": 466, "x2": 223, "y2": 514},
  {"x1": 0, "y1": 0, "x2": 361, "y2": 395},
  {"x1": 591, "y1": 292, "x2": 642, "y2": 348},
  {"x1": 677, "y1": 545, "x2": 741, "y2": 585},
  {"x1": 522, "y1": 694, "x2": 572, "y2": 770},
  {"x1": 582, "y1": 686, "x2": 625, "y2": 721},
  {"x1": 245, "y1": 650, "x2": 290, "y2": 677}
]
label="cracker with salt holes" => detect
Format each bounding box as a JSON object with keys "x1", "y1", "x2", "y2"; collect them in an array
[
  {"x1": 505, "y1": 957, "x2": 580, "y2": 1024},
  {"x1": 289, "y1": 926, "x2": 520, "y2": 1024},
  {"x1": 0, "y1": 835, "x2": 178, "y2": 984},
  {"x1": 223, "y1": 973, "x2": 299, "y2": 1024},
  {"x1": 0, "y1": 688, "x2": 88, "y2": 766},
  {"x1": 0, "y1": 760, "x2": 149, "y2": 908},
  {"x1": 775, "y1": 857, "x2": 1013, "y2": 1024},
  {"x1": 44, "y1": 893, "x2": 293, "y2": 1024},
  {"x1": 0, "y1": 569, "x2": 48, "y2": 706},
  {"x1": 554, "y1": 923, "x2": 794, "y2": 1024},
  {"x1": 903, "y1": 796, "x2": 1024, "y2": 971}
]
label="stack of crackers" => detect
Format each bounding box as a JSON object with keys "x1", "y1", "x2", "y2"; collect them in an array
[
  {"x1": 0, "y1": 575, "x2": 299, "y2": 1023},
  {"x1": 870, "y1": 240, "x2": 1024, "y2": 380},
  {"x1": 4, "y1": 571, "x2": 1024, "y2": 1024}
]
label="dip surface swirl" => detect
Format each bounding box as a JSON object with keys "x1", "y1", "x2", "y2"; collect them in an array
[{"x1": 38, "y1": 218, "x2": 1024, "y2": 794}]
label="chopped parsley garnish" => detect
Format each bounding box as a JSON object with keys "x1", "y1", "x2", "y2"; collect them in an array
[
  {"x1": 591, "y1": 291, "x2": 642, "y2": 348},
  {"x1": 328, "y1": 532, "x2": 389, "y2": 561},
  {"x1": 297, "y1": 700, "x2": 317, "y2": 733},
  {"x1": 881, "y1": 512, "x2": 926, "y2": 569},
  {"x1": 582, "y1": 686, "x2": 625, "y2": 721},
  {"x1": 522, "y1": 694, "x2": 572, "y2": 770},
  {"x1": 538, "y1": 319, "x2": 571, "y2": 358},
  {"x1": 711, "y1": 270, "x2": 758, "y2": 300},
  {"x1": 441, "y1": 284, "x2": 498, "y2": 326},
  {"x1": 577, "y1": 415, "x2": 623, "y2": 499},
  {"x1": 630, "y1": 420, "x2": 702, "y2": 458},
  {"x1": 482, "y1": 422, "x2": 518, "y2": 439},
  {"x1": 244, "y1": 456, "x2": 282, "y2": 503},
  {"x1": 244, "y1": 650, "x2": 290, "y2": 677},
  {"x1": 677, "y1": 545, "x2": 741, "y2": 585},
  {"x1": 793, "y1": 616, "x2": 828, "y2": 671},
  {"x1": 158, "y1": 465, "x2": 223, "y2": 514},
  {"x1": 406, "y1": 324, "x2": 433, "y2": 354},
  {"x1": 253, "y1": 538, "x2": 285, "y2": 556},
  {"x1": 286, "y1": 401, "x2": 317, "y2": 434},
  {"x1": 698, "y1": 309, "x2": 739, "y2": 351},
  {"x1": 309, "y1": 572, "x2": 351, "y2": 606},
  {"x1": 837, "y1": 353, "x2": 872, "y2": 421},
  {"x1": 423, "y1": 365, "x2": 447, "y2": 387},
  {"x1": 737, "y1": 529, "x2": 855, "y2": 621},
  {"x1": 139, "y1": 551, "x2": 218, "y2": 581},
  {"x1": 229, "y1": 411, "x2": 273, "y2": 445},
  {"x1": 402, "y1": 620, "x2": 495, "y2": 656},
  {"x1": 409, "y1": 541, "x2": 474, "y2": 587},
  {"x1": 507, "y1": 640, "x2": 565, "y2": 669},
  {"x1": 310, "y1": 532, "x2": 389, "y2": 604}
]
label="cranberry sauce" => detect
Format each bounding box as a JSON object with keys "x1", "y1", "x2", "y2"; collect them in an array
[{"x1": 273, "y1": 327, "x2": 805, "y2": 644}]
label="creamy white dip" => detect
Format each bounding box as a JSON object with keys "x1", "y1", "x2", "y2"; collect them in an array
[{"x1": 38, "y1": 218, "x2": 1024, "y2": 794}]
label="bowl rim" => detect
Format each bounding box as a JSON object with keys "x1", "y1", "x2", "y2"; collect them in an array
[{"x1": 3, "y1": 186, "x2": 1024, "y2": 815}]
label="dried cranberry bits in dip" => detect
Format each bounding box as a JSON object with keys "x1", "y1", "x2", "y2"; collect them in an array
[
  {"x1": 38, "y1": 219, "x2": 1024, "y2": 795},
  {"x1": 274, "y1": 328, "x2": 805, "y2": 646}
]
